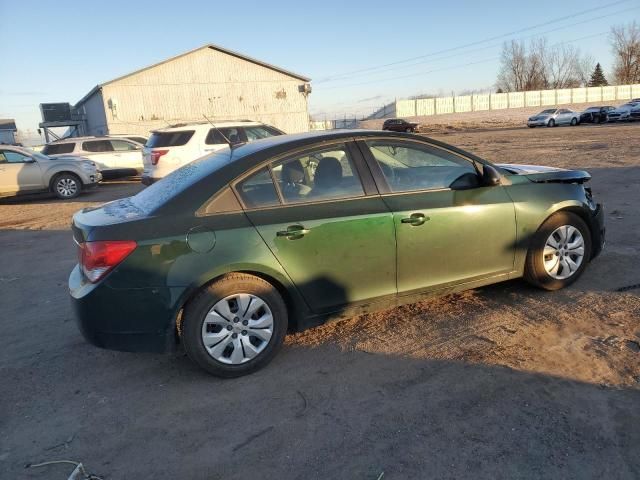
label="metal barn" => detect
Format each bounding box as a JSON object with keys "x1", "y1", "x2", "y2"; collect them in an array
[{"x1": 71, "y1": 44, "x2": 311, "y2": 137}]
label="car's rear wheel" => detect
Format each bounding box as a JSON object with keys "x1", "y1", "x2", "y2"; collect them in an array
[
  {"x1": 182, "y1": 273, "x2": 288, "y2": 377},
  {"x1": 547, "y1": 119, "x2": 556, "y2": 127},
  {"x1": 524, "y1": 211, "x2": 592, "y2": 291},
  {"x1": 52, "y1": 173, "x2": 81, "y2": 199},
  {"x1": 405, "y1": 127, "x2": 413, "y2": 133}
]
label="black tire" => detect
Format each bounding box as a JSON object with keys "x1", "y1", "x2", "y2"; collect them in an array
[
  {"x1": 524, "y1": 211, "x2": 592, "y2": 291},
  {"x1": 405, "y1": 127, "x2": 413, "y2": 133},
  {"x1": 51, "y1": 172, "x2": 82, "y2": 199},
  {"x1": 182, "y1": 273, "x2": 288, "y2": 377},
  {"x1": 547, "y1": 119, "x2": 556, "y2": 127},
  {"x1": 570, "y1": 117, "x2": 578, "y2": 126},
  {"x1": 528, "y1": 125, "x2": 536, "y2": 128}
]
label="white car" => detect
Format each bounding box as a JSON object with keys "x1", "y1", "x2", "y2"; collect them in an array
[
  {"x1": 42, "y1": 136, "x2": 144, "y2": 178},
  {"x1": 607, "y1": 101, "x2": 640, "y2": 122},
  {"x1": 0, "y1": 145, "x2": 101, "y2": 199},
  {"x1": 141, "y1": 121, "x2": 284, "y2": 184}
]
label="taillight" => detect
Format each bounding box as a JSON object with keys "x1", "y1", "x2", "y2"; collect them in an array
[
  {"x1": 78, "y1": 240, "x2": 137, "y2": 283},
  {"x1": 151, "y1": 149, "x2": 168, "y2": 165}
]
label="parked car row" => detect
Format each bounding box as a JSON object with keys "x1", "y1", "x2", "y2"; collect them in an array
[
  {"x1": 527, "y1": 100, "x2": 640, "y2": 128},
  {"x1": 2, "y1": 121, "x2": 284, "y2": 200}
]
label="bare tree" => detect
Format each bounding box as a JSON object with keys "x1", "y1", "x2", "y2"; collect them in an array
[
  {"x1": 610, "y1": 22, "x2": 640, "y2": 84},
  {"x1": 497, "y1": 38, "x2": 593, "y2": 91}
]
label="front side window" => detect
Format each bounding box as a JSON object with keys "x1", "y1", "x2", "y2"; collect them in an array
[
  {"x1": 82, "y1": 140, "x2": 113, "y2": 153},
  {"x1": 1, "y1": 151, "x2": 32, "y2": 163},
  {"x1": 244, "y1": 126, "x2": 282, "y2": 141},
  {"x1": 366, "y1": 140, "x2": 477, "y2": 192},
  {"x1": 236, "y1": 168, "x2": 279, "y2": 208},
  {"x1": 110, "y1": 140, "x2": 139, "y2": 151},
  {"x1": 273, "y1": 145, "x2": 365, "y2": 204}
]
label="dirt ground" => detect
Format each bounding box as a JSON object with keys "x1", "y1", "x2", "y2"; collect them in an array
[{"x1": 1, "y1": 123, "x2": 639, "y2": 479}]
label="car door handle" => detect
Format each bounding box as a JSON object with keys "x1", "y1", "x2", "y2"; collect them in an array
[
  {"x1": 401, "y1": 213, "x2": 429, "y2": 226},
  {"x1": 276, "y1": 225, "x2": 310, "y2": 238}
]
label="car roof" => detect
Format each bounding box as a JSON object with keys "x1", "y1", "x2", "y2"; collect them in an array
[
  {"x1": 152, "y1": 120, "x2": 266, "y2": 133},
  {"x1": 50, "y1": 135, "x2": 138, "y2": 144}
]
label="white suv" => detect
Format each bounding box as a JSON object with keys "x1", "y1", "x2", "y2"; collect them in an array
[
  {"x1": 42, "y1": 136, "x2": 144, "y2": 178},
  {"x1": 141, "y1": 121, "x2": 284, "y2": 184}
]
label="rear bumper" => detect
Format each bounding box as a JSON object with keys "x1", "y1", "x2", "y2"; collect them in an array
[{"x1": 69, "y1": 265, "x2": 182, "y2": 353}]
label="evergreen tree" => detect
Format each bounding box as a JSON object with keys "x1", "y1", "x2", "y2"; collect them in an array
[{"x1": 588, "y1": 63, "x2": 608, "y2": 87}]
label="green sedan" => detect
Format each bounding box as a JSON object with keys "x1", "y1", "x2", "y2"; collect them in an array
[{"x1": 69, "y1": 130, "x2": 605, "y2": 377}]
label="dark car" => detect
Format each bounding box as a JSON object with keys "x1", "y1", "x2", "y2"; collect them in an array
[
  {"x1": 579, "y1": 106, "x2": 615, "y2": 124},
  {"x1": 382, "y1": 118, "x2": 419, "y2": 132},
  {"x1": 70, "y1": 130, "x2": 605, "y2": 377}
]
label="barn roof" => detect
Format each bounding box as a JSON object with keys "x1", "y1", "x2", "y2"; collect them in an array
[{"x1": 76, "y1": 43, "x2": 311, "y2": 106}]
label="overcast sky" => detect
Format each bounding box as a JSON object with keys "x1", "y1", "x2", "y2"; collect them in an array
[{"x1": 0, "y1": 0, "x2": 637, "y2": 137}]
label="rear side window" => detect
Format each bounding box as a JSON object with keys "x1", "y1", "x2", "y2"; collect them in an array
[
  {"x1": 110, "y1": 140, "x2": 139, "y2": 151},
  {"x1": 42, "y1": 143, "x2": 75, "y2": 155},
  {"x1": 83, "y1": 140, "x2": 114, "y2": 152},
  {"x1": 205, "y1": 127, "x2": 247, "y2": 145},
  {"x1": 147, "y1": 131, "x2": 195, "y2": 148},
  {"x1": 236, "y1": 168, "x2": 279, "y2": 208}
]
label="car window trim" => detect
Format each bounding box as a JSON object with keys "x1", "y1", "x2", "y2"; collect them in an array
[
  {"x1": 355, "y1": 137, "x2": 485, "y2": 195},
  {"x1": 230, "y1": 138, "x2": 377, "y2": 211}
]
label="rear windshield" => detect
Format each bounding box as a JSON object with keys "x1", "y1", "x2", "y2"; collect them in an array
[
  {"x1": 42, "y1": 143, "x2": 75, "y2": 155},
  {"x1": 130, "y1": 150, "x2": 234, "y2": 214},
  {"x1": 147, "y1": 130, "x2": 194, "y2": 148}
]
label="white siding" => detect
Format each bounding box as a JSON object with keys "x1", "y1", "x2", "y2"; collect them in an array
[{"x1": 92, "y1": 47, "x2": 309, "y2": 136}]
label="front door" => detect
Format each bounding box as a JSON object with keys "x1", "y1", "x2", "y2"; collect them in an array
[
  {"x1": 360, "y1": 139, "x2": 517, "y2": 294},
  {"x1": 236, "y1": 141, "x2": 396, "y2": 312},
  {"x1": 0, "y1": 149, "x2": 43, "y2": 194},
  {"x1": 109, "y1": 139, "x2": 143, "y2": 171}
]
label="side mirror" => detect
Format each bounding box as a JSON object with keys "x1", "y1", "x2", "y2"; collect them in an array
[
  {"x1": 24, "y1": 158, "x2": 36, "y2": 163},
  {"x1": 482, "y1": 164, "x2": 502, "y2": 187}
]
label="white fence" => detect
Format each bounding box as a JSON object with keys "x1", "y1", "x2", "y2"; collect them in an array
[{"x1": 396, "y1": 84, "x2": 640, "y2": 117}]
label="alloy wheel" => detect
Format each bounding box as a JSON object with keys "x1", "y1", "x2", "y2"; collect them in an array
[
  {"x1": 56, "y1": 177, "x2": 78, "y2": 197},
  {"x1": 201, "y1": 293, "x2": 274, "y2": 364},
  {"x1": 543, "y1": 225, "x2": 585, "y2": 280}
]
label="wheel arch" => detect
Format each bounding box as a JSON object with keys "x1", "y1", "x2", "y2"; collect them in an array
[
  {"x1": 48, "y1": 170, "x2": 83, "y2": 191},
  {"x1": 173, "y1": 268, "x2": 308, "y2": 343}
]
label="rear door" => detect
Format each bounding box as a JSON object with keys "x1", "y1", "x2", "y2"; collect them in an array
[
  {"x1": 82, "y1": 140, "x2": 117, "y2": 170},
  {"x1": 237, "y1": 141, "x2": 397, "y2": 312},
  {"x1": 109, "y1": 139, "x2": 143, "y2": 171},
  {"x1": 359, "y1": 138, "x2": 517, "y2": 294}
]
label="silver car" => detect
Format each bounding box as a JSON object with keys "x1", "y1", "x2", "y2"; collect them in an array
[
  {"x1": 0, "y1": 145, "x2": 102, "y2": 199},
  {"x1": 527, "y1": 108, "x2": 580, "y2": 128}
]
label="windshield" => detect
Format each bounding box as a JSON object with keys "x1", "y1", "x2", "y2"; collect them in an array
[
  {"x1": 585, "y1": 107, "x2": 600, "y2": 112},
  {"x1": 130, "y1": 150, "x2": 235, "y2": 214},
  {"x1": 540, "y1": 109, "x2": 556, "y2": 114}
]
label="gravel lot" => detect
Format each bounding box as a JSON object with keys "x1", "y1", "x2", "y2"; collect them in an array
[{"x1": 1, "y1": 123, "x2": 639, "y2": 479}]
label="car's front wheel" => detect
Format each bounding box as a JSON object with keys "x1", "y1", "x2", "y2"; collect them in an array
[
  {"x1": 182, "y1": 273, "x2": 288, "y2": 377},
  {"x1": 547, "y1": 119, "x2": 556, "y2": 127},
  {"x1": 52, "y1": 173, "x2": 81, "y2": 199},
  {"x1": 524, "y1": 211, "x2": 592, "y2": 291},
  {"x1": 570, "y1": 117, "x2": 578, "y2": 126}
]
